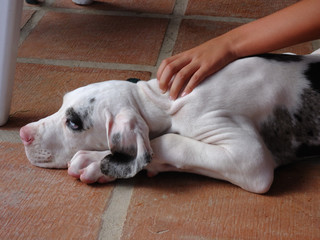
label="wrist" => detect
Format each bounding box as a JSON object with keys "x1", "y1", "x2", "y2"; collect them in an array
[
  {"x1": 223, "y1": 28, "x2": 247, "y2": 60},
  {"x1": 214, "y1": 31, "x2": 241, "y2": 64}
]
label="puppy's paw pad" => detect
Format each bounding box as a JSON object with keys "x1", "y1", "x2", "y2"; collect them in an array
[
  {"x1": 79, "y1": 163, "x2": 100, "y2": 184},
  {"x1": 78, "y1": 163, "x2": 115, "y2": 184}
]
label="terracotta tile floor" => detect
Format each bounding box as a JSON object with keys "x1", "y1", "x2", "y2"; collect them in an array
[
  {"x1": 1, "y1": 0, "x2": 319, "y2": 239},
  {"x1": 185, "y1": 0, "x2": 299, "y2": 18}
]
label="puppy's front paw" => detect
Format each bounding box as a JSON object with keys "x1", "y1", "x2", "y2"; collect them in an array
[{"x1": 68, "y1": 150, "x2": 115, "y2": 184}]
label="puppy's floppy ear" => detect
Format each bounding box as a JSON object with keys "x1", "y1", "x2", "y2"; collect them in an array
[{"x1": 102, "y1": 108, "x2": 152, "y2": 178}]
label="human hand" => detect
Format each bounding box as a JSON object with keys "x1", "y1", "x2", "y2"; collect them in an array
[
  {"x1": 158, "y1": 0, "x2": 320, "y2": 101},
  {"x1": 157, "y1": 35, "x2": 237, "y2": 100}
]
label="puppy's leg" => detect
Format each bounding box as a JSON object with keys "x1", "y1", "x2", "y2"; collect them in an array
[
  {"x1": 68, "y1": 150, "x2": 115, "y2": 183},
  {"x1": 147, "y1": 132, "x2": 275, "y2": 194}
]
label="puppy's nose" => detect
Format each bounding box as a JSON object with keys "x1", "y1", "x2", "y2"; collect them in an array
[{"x1": 20, "y1": 126, "x2": 35, "y2": 146}]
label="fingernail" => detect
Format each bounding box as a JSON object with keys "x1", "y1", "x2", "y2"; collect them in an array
[
  {"x1": 169, "y1": 95, "x2": 175, "y2": 101},
  {"x1": 181, "y1": 91, "x2": 187, "y2": 98}
]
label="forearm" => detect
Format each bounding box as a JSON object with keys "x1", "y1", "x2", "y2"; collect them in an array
[
  {"x1": 157, "y1": 0, "x2": 320, "y2": 99},
  {"x1": 228, "y1": 0, "x2": 320, "y2": 58}
]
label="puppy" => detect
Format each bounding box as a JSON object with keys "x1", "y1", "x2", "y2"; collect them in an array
[{"x1": 20, "y1": 51, "x2": 320, "y2": 193}]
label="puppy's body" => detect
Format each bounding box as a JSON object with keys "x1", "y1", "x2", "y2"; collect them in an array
[{"x1": 20, "y1": 52, "x2": 320, "y2": 193}]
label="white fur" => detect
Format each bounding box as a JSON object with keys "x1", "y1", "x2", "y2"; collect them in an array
[{"x1": 20, "y1": 52, "x2": 320, "y2": 193}]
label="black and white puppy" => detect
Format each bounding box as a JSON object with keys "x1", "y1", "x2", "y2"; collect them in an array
[{"x1": 20, "y1": 49, "x2": 320, "y2": 193}]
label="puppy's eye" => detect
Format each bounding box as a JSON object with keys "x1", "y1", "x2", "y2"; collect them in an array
[
  {"x1": 65, "y1": 107, "x2": 84, "y2": 131},
  {"x1": 66, "y1": 119, "x2": 79, "y2": 130},
  {"x1": 66, "y1": 118, "x2": 83, "y2": 131}
]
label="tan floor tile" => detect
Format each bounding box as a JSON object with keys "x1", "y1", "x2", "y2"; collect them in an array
[
  {"x1": 6, "y1": 1, "x2": 320, "y2": 239},
  {"x1": 0, "y1": 142, "x2": 114, "y2": 239},
  {"x1": 53, "y1": 0, "x2": 175, "y2": 14},
  {"x1": 18, "y1": 12, "x2": 168, "y2": 65},
  {"x1": 122, "y1": 159, "x2": 320, "y2": 239},
  {"x1": 173, "y1": 19, "x2": 313, "y2": 56},
  {"x1": 5, "y1": 63, "x2": 150, "y2": 129},
  {"x1": 186, "y1": 0, "x2": 299, "y2": 18},
  {"x1": 173, "y1": 19, "x2": 242, "y2": 55}
]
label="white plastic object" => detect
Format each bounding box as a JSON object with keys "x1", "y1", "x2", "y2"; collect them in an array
[{"x1": 0, "y1": 0, "x2": 23, "y2": 126}]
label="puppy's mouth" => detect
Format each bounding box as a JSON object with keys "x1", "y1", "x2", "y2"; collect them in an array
[{"x1": 24, "y1": 147, "x2": 56, "y2": 168}]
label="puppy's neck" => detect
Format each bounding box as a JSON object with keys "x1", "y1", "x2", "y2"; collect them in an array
[{"x1": 135, "y1": 79, "x2": 173, "y2": 138}]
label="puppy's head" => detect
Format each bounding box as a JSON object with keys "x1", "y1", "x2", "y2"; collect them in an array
[
  {"x1": 20, "y1": 84, "x2": 108, "y2": 168},
  {"x1": 20, "y1": 81, "x2": 152, "y2": 178}
]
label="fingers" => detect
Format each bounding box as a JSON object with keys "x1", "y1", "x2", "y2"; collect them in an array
[
  {"x1": 157, "y1": 53, "x2": 201, "y2": 100},
  {"x1": 157, "y1": 48, "x2": 213, "y2": 100},
  {"x1": 157, "y1": 55, "x2": 175, "y2": 82},
  {"x1": 157, "y1": 54, "x2": 191, "y2": 93},
  {"x1": 169, "y1": 63, "x2": 200, "y2": 99},
  {"x1": 182, "y1": 66, "x2": 212, "y2": 96},
  {"x1": 157, "y1": 35, "x2": 237, "y2": 100},
  {"x1": 158, "y1": 57, "x2": 211, "y2": 100}
]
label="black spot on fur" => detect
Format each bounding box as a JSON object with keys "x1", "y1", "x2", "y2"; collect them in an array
[
  {"x1": 110, "y1": 133, "x2": 138, "y2": 157},
  {"x1": 256, "y1": 53, "x2": 303, "y2": 62},
  {"x1": 100, "y1": 151, "x2": 152, "y2": 178},
  {"x1": 294, "y1": 113, "x2": 302, "y2": 123},
  {"x1": 89, "y1": 98, "x2": 96, "y2": 104},
  {"x1": 304, "y1": 62, "x2": 320, "y2": 93},
  {"x1": 101, "y1": 152, "x2": 135, "y2": 178},
  {"x1": 126, "y1": 78, "x2": 141, "y2": 84},
  {"x1": 65, "y1": 106, "x2": 94, "y2": 132},
  {"x1": 143, "y1": 152, "x2": 152, "y2": 164},
  {"x1": 307, "y1": 130, "x2": 314, "y2": 137},
  {"x1": 112, "y1": 133, "x2": 121, "y2": 146},
  {"x1": 260, "y1": 88, "x2": 320, "y2": 165},
  {"x1": 296, "y1": 144, "x2": 320, "y2": 158}
]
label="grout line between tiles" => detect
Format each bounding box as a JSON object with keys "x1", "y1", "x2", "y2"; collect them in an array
[
  {"x1": 19, "y1": 9, "x2": 47, "y2": 46},
  {"x1": 151, "y1": 17, "x2": 181, "y2": 78},
  {"x1": 97, "y1": 2, "x2": 189, "y2": 238},
  {"x1": 17, "y1": 57, "x2": 156, "y2": 74},
  {"x1": 11, "y1": 1, "x2": 320, "y2": 239},
  {"x1": 0, "y1": 130, "x2": 21, "y2": 143},
  {"x1": 23, "y1": 3, "x2": 255, "y2": 23},
  {"x1": 20, "y1": 0, "x2": 56, "y2": 46},
  {"x1": 20, "y1": 0, "x2": 254, "y2": 80},
  {"x1": 151, "y1": 0, "x2": 189, "y2": 78},
  {"x1": 98, "y1": 181, "x2": 135, "y2": 240},
  {"x1": 172, "y1": 0, "x2": 189, "y2": 16},
  {"x1": 19, "y1": 0, "x2": 319, "y2": 81}
]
